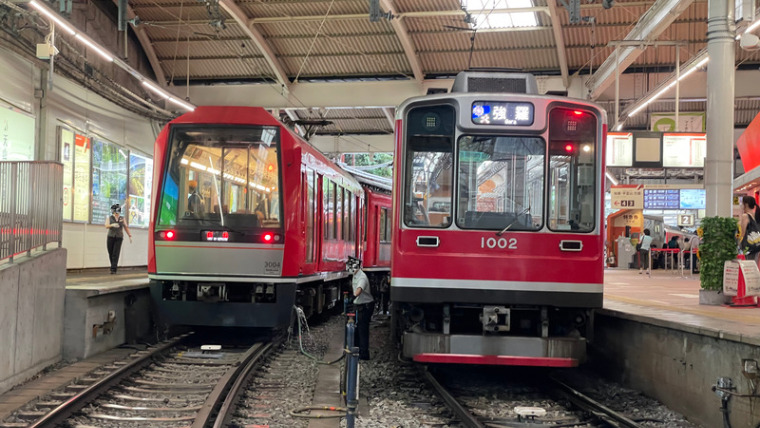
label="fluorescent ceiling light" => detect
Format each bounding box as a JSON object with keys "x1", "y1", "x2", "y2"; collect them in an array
[
  {"x1": 628, "y1": 56, "x2": 709, "y2": 117},
  {"x1": 27, "y1": 0, "x2": 197, "y2": 114},
  {"x1": 29, "y1": 1, "x2": 75, "y2": 35},
  {"x1": 168, "y1": 97, "x2": 196, "y2": 112},
  {"x1": 75, "y1": 34, "x2": 113, "y2": 62},
  {"x1": 142, "y1": 81, "x2": 168, "y2": 99}
]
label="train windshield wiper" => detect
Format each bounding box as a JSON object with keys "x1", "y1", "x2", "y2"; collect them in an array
[{"x1": 496, "y1": 206, "x2": 530, "y2": 236}]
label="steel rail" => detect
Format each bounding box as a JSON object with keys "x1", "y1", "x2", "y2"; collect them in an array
[
  {"x1": 550, "y1": 378, "x2": 644, "y2": 428},
  {"x1": 29, "y1": 333, "x2": 192, "y2": 428},
  {"x1": 191, "y1": 341, "x2": 271, "y2": 428},
  {"x1": 211, "y1": 342, "x2": 274, "y2": 428},
  {"x1": 421, "y1": 368, "x2": 486, "y2": 428}
]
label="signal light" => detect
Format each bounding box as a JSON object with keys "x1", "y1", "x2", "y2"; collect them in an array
[
  {"x1": 222, "y1": 231, "x2": 229, "y2": 239},
  {"x1": 564, "y1": 144, "x2": 574, "y2": 153},
  {"x1": 165, "y1": 230, "x2": 176, "y2": 240},
  {"x1": 263, "y1": 233, "x2": 273, "y2": 242},
  {"x1": 206, "y1": 231, "x2": 214, "y2": 239}
]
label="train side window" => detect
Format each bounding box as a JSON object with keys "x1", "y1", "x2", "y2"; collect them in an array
[
  {"x1": 306, "y1": 169, "x2": 315, "y2": 263},
  {"x1": 547, "y1": 107, "x2": 597, "y2": 232},
  {"x1": 456, "y1": 136, "x2": 544, "y2": 231},
  {"x1": 403, "y1": 105, "x2": 455, "y2": 228},
  {"x1": 362, "y1": 200, "x2": 368, "y2": 243},
  {"x1": 324, "y1": 178, "x2": 332, "y2": 240},
  {"x1": 345, "y1": 192, "x2": 352, "y2": 244},
  {"x1": 336, "y1": 186, "x2": 343, "y2": 241},
  {"x1": 380, "y1": 208, "x2": 388, "y2": 243}
]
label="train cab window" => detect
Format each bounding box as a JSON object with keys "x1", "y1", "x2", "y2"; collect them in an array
[
  {"x1": 403, "y1": 105, "x2": 455, "y2": 228},
  {"x1": 547, "y1": 108, "x2": 597, "y2": 232},
  {"x1": 158, "y1": 126, "x2": 281, "y2": 230},
  {"x1": 456, "y1": 136, "x2": 544, "y2": 231}
]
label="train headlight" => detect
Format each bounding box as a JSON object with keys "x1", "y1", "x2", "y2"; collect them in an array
[
  {"x1": 263, "y1": 233, "x2": 273, "y2": 242},
  {"x1": 159, "y1": 230, "x2": 176, "y2": 240}
]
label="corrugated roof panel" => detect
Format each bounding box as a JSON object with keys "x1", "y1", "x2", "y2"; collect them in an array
[
  {"x1": 320, "y1": 118, "x2": 392, "y2": 134},
  {"x1": 144, "y1": 22, "x2": 250, "y2": 43},
  {"x1": 281, "y1": 54, "x2": 412, "y2": 77},
  {"x1": 257, "y1": 19, "x2": 393, "y2": 38},
  {"x1": 412, "y1": 28, "x2": 554, "y2": 52},
  {"x1": 240, "y1": 0, "x2": 368, "y2": 18},
  {"x1": 163, "y1": 58, "x2": 272, "y2": 80},
  {"x1": 321, "y1": 107, "x2": 389, "y2": 119},
  {"x1": 405, "y1": 16, "x2": 474, "y2": 32},
  {"x1": 395, "y1": 0, "x2": 461, "y2": 13},
  {"x1": 131, "y1": 5, "x2": 212, "y2": 22},
  {"x1": 270, "y1": 34, "x2": 402, "y2": 56},
  {"x1": 153, "y1": 39, "x2": 252, "y2": 60},
  {"x1": 420, "y1": 48, "x2": 558, "y2": 72}
]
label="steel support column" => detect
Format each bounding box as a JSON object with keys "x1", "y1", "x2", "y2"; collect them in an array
[{"x1": 705, "y1": 0, "x2": 735, "y2": 216}]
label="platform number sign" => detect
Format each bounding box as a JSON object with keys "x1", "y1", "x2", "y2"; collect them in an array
[{"x1": 677, "y1": 215, "x2": 694, "y2": 227}]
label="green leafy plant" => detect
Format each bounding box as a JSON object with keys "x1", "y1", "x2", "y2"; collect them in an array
[{"x1": 699, "y1": 216, "x2": 738, "y2": 291}]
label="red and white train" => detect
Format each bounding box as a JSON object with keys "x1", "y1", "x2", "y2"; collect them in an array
[
  {"x1": 391, "y1": 71, "x2": 606, "y2": 367},
  {"x1": 148, "y1": 106, "x2": 390, "y2": 328}
]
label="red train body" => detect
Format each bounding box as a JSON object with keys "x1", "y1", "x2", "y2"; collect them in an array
[
  {"x1": 149, "y1": 106, "x2": 373, "y2": 327},
  {"x1": 391, "y1": 71, "x2": 607, "y2": 366}
]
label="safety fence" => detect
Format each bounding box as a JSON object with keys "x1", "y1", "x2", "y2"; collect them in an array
[{"x1": 0, "y1": 161, "x2": 63, "y2": 263}]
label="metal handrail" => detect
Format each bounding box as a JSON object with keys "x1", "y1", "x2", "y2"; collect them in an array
[{"x1": 0, "y1": 161, "x2": 63, "y2": 263}]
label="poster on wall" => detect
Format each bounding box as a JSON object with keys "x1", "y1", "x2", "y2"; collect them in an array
[
  {"x1": 0, "y1": 106, "x2": 35, "y2": 161},
  {"x1": 73, "y1": 134, "x2": 91, "y2": 222},
  {"x1": 650, "y1": 112, "x2": 705, "y2": 132},
  {"x1": 92, "y1": 139, "x2": 128, "y2": 225},
  {"x1": 128, "y1": 153, "x2": 153, "y2": 228},
  {"x1": 59, "y1": 128, "x2": 74, "y2": 221}
]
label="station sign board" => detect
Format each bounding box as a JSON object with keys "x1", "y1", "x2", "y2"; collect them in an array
[{"x1": 611, "y1": 185, "x2": 643, "y2": 209}]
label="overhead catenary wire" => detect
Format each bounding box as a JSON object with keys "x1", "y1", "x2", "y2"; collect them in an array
[{"x1": 294, "y1": 0, "x2": 336, "y2": 83}]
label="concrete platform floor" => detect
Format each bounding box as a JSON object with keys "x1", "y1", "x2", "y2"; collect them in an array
[{"x1": 603, "y1": 268, "x2": 760, "y2": 344}]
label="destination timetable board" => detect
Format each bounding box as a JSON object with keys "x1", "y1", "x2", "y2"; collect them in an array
[{"x1": 644, "y1": 189, "x2": 679, "y2": 209}]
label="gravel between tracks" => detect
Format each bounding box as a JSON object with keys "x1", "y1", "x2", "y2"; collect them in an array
[{"x1": 346, "y1": 315, "x2": 701, "y2": 428}]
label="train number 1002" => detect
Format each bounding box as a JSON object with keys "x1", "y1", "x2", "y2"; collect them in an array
[{"x1": 480, "y1": 237, "x2": 517, "y2": 249}]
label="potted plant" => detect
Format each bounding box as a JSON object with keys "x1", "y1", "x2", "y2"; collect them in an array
[{"x1": 698, "y1": 216, "x2": 738, "y2": 305}]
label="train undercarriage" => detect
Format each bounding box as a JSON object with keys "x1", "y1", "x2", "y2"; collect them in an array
[{"x1": 393, "y1": 302, "x2": 593, "y2": 366}]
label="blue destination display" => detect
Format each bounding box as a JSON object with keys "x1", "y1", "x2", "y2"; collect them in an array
[
  {"x1": 679, "y1": 188, "x2": 705, "y2": 209},
  {"x1": 472, "y1": 101, "x2": 534, "y2": 126},
  {"x1": 644, "y1": 189, "x2": 680, "y2": 209}
]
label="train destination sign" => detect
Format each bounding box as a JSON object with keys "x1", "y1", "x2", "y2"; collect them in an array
[{"x1": 472, "y1": 101, "x2": 534, "y2": 126}]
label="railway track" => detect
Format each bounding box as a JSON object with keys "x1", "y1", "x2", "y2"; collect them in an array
[
  {"x1": 1, "y1": 335, "x2": 274, "y2": 428},
  {"x1": 423, "y1": 367, "x2": 646, "y2": 428}
]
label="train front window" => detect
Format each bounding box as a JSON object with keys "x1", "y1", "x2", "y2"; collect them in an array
[
  {"x1": 403, "y1": 105, "x2": 456, "y2": 228},
  {"x1": 547, "y1": 108, "x2": 597, "y2": 232},
  {"x1": 158, "y1": 126, "x2": 281, "y2": 229},
  {"x1": 456, "y1": 136, "x2": 544, "y2": 231}
]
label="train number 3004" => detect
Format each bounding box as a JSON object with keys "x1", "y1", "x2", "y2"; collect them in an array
[{"x1": 480, "y1": 237, "x2": 517, "y2": 249}]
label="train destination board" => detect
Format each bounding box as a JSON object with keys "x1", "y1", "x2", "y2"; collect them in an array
[
  {"x1": 644, "y1": 189, "x2": 680, "y2": 209},
  {"x1": 472, "y1": 101, "x2": 534, "y2": 126}
]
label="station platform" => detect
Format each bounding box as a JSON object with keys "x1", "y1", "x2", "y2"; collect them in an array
[
  {"x1": 597, "y1": 268, "x2": 760, "y2": 428},
  {"x1": 63, "y1": 269, "x2": 151, "y2": 361},
  {"x1": 602, "y1": 269, "x2": 760, "y2": 344}
]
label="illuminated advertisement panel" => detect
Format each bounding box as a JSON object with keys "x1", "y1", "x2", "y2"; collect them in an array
[
  {"x1": 128, "y1": 153, "x2": 153, "y2": 228},
  {"x1": 91, "y1": 139, "x2": 128, "y2": 225},
  {"x1": 0, "y1": 106, "x2": 34, "y2": 161},
  {"x1": 606, "y1": 132, "x2": 633, "y2": 167},
  {"x1": 60, "y1": 128, "x2": 74, "y2": 221},
  {"x1": 73, "y1": 134, "x2": 91, "y2": 222}
]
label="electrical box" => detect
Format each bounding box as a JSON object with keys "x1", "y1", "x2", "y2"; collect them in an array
[{"x1": 36, "y1": 43, "x2": 58, "y2": 60}]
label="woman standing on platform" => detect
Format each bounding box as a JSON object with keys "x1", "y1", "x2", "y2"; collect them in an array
[
  {"x1": 105, "y1": 204, "x2": 132, "y2": 274},
  {"x1": 740, "y1": 196, "x2": 760, "y2": 263}
]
